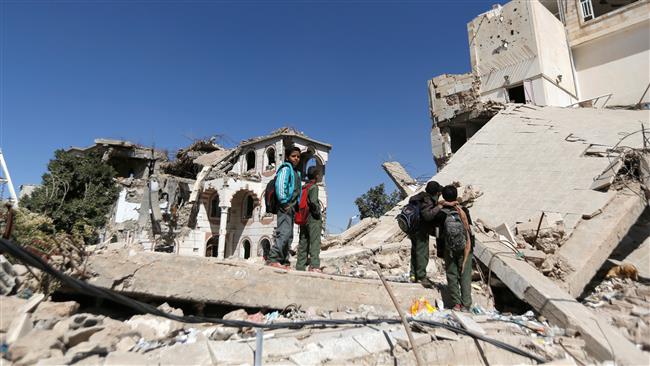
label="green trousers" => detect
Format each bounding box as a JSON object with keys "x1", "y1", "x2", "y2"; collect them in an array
[
  {"x1": 444, "y1": 247, "x2": 473, "y2": 307},
  {"x1": 269, "y1": 208, "x2": 294, "y2": 265},
  {"x1": 296, "y1": 218, "x2": 322, "y2": 270},
  {"x1": 409, "y1": 229, "x2": 429, "y2": 280}
]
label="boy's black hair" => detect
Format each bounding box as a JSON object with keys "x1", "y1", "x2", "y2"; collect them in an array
[
  {"x1": 284, "y1": 146, "x2": 301, "y2": 160},
  {"x1": 441, "y1": 185, "x2": 458, "y2": 202},
  {"x1": 425, "y1": 181, "x2": 442, "y2": 195},
  {"x1": 307, "y1": 166, "x2": 320, "y2": 180}
]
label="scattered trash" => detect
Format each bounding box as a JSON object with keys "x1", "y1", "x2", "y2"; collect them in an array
[{"x1": 410, "y1": 297, "x2": 436, "y2": 316}]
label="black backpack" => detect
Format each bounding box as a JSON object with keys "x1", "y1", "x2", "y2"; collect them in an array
[
  {"x1": 442, "y1": 207, "x2": 467, "y2": 251},
  {"x1": 264, "y1": 178, "x2": 279, "y2": 214},
  {"x1": 397, "y1": 202, "x2": 421, "y2": 234}
]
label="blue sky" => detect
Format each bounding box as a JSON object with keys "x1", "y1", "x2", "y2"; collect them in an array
[{"x1": 1, "y1": 0, "x2": 492, "y2": 234}]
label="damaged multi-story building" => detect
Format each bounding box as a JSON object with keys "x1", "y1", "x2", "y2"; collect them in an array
[
  {"x1": 428, "y1": 0, "x2": 650, "y2": 166},
  {"x1": 71, "y1": 128, "x2": 331, "y2": 260}
]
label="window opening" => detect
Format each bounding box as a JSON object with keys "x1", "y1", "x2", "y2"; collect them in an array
[
  {"x1": 259, "y1": 238, "x2": 271, "y2": 259},
  {"x1": 243, "y1": 240, "x2": 251, "y2": 259},
  {"x1": 265, "y1": 148, "x2": 276, "y2": 170},
  {"x1": 210, "y1": 194, "x2": 221, "y2": 217},
  {"x1": 245, "y1": 150, "x2": 256, "y2": 172},
  {"x1": 243, "y1": 195, "x2": 254, "y2": 219},
  {"x1": 507, "y1": 85, "x2": 526, "y2": 104},
  {"x1": 206, "y1": 236, "x2": 219, "y2": 257},
  {"x1": 581, "y1": 0, "x2": 638, "y2": 21}
]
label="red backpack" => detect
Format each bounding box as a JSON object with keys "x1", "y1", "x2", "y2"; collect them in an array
[{"x1": 294, "y1": 182, "x2": 315, "y2": 226}]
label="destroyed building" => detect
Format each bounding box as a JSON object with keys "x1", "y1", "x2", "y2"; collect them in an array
[
  {"x1": 75, "y1": 129, "x2": 331, "y2": 260},
  {"x1": 428, "y1": 0, "x2": 650, "y2": 166}
]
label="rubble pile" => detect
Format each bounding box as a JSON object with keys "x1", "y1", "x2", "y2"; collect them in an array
[
  {"x1": 0, "y1": 289, "x2": 589, "y2": 366},
  {"x1": 583, "y1": 276, "x2": 650, "y2": 351},
  {"x1": 161, "y1": 137, "x2": 225, "y2": 179}
]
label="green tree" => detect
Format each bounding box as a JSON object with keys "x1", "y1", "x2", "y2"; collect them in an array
[
  {"x1": 354, "y1": 183, "x2": 405, "y2": 219},
  {"x1": 21, "y1": 149, "x2": 119, "y2": 244}
]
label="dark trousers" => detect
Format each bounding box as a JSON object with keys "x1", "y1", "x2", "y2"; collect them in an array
[
  {"x1": 444, "y1": 247, "x2": 473, "y2": 307},
  {"x1": 269, "y1": 208, "x2": 294, "y2": 264},
  {"x1": 409, "y1": 229, "x2": 429, "y2": 280},
  {"x1": 296, "y1": 219, "x2": 322, "y2": 270}
]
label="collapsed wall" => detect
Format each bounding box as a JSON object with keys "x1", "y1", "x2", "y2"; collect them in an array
[{"x1": 356, "y1": 104, "x2": 650, "y2": 363}]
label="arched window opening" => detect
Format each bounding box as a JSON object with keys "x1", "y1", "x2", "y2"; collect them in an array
[
  {"x1": 303, "y1": 155, "x2": 324, "y2": 183},
  {"x1": 243, "y1": 240, "x2": 251, "y2": 259},
  {"x1": 259, "y1": 238, "x2": 271, "y2": 259},
  {"x1": 209, "y1": 194, "x2": 221, "y2": 218},
  {"x1": 265, "y1": 148, "x2": 276, "y2": 170},
  {"x1": 206, "y1": 236, "x2": 219, "y2": 257},
  {"x1": 245, "y1": 150, "x2": 256, "y2": 172},
  {"x1": 243, "y1": 195, "x2": 255, "y2": 219}
]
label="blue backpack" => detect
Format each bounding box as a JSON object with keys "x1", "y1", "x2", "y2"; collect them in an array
[{"x1": 397, "y1": 202, "x2": 421, "y2": 234}]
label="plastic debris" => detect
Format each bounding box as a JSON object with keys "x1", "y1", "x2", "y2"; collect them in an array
[{"x1": 410, "y1": 297, "x2": 436, "y2": 316}]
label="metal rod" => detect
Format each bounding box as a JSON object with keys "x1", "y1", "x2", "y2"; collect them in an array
[
  {"x1": 375, "y1": 268, "x2": 424, "y2": 366},
  {"x1": 254, "y1": 327, "x2": 263, "y2": 366},
  {"x1": 533, "y1": 211, "x2": 546, "y2": 245}
]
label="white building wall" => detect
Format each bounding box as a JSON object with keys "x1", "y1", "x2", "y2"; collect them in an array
[
  {"x1": 531, "y1": 0, "x2": 577, "y2": 99},
  {"x1": 572, "y1": 19, "x2": 650, "y2": 106},
  {"x1": 177, "y1": 135, "x2": 330, "y2": 258}
]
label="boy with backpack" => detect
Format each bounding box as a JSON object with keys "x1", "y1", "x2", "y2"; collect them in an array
[
  {"x1": 295, "y1": 166, "x2": 322, "y2": 272},
  {"x1": 438, "y1": 185, "x2": 474, "y2": 311},
  {"x1": 405, "y1": 181, "x2": 443, "y2": 288},
  {"x1": 267, "y1": 146, "x2": 302, "y2": 269}
]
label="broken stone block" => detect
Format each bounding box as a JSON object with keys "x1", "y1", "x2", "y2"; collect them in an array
[
  {"x1": 0, "y1": 255, "x2": 18, "y2": 295},
  {"x1": 262, "y1": 337, "x2": 302, "y2": 358},
  {"x1": 64, "y1": 341, "x2": 110, "y2": 364},
  {"x1": 89, "y1": 318, "x2": 140, "y2": 350},
  {"x1": 0, "y1": 295, "x2": 27, "y2": 332},
  {"x1": 64, "y1": 325, "x2": 105, "y2": 348},
  {"x1": 207, "y1": 340, "x2": 254, "y2": 364},
  {"x1": 8, "y1": 329, "x2": 65, "y2": 366},
  {"x1": 204, "y1": 325, "x2": 237, "y2": 341},
  {"x1": 104, "y1": 351, "x2": 150, "y2": 365},
  {"x1": 157, "y1": 302, "x2": 184, "y2": 316},
  {"x1": 388, "y1": 329, "x2": 431, "y2": 350},
  {"x1": 126, "y1": 314, "x2": 183, "y2": 341},
  {"x1": 33, "y1": 301, "x2": 80, "y2": 324},
  {"x1": 353, "y1": 329, "x2": 393, "y2": 353},
  {"x1": 222, "y1": 309, "x2": 248, "y2": 321},
  {"x1": 373, "y1": 252, "x2": 401, "y2": 269}
]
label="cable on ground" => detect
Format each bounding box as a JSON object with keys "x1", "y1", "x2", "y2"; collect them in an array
[{"x1": 0, "y1": 237, "x2": 547, "y2": 364}]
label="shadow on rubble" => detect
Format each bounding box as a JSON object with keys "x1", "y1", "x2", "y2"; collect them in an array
[
  {"x1": 578, "y1": 207, "x2": 650, "y2": 300},
  {"x1": 51, "y1": 291, "x2": 277, "y2": 320}
]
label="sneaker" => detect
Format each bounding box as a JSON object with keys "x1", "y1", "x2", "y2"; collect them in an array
[
  {"x1": 409, "y1": 275, "x2": 417, "y2": 283},
  {"x1": 452, "y1": 304, "x2": 463, "y2": 312},
  {"x1": 308, "y1": 267, "x2": 322, "y2": 273},
  {"x1": 419, "y1": 278, "x2": 435, "y2": 289}
]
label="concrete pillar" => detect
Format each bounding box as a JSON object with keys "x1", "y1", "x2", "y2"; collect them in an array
[{"x1": 217, "y1": 206, "x2": 229, "y2": 259}]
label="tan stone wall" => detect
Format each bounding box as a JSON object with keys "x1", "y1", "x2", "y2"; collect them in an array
[{"x1": 564, "y1": 0, "x2": 650, "y2": 47}]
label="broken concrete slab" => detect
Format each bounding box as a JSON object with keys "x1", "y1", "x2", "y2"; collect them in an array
[
  {"x1": 474, "y1": 232, "x2": 647, "y2": 365},
  {"x1": 431, "y1": 105, "x2": 648, "y2": 233},
  {"x1": 85, "y1": 249, "x2": 440, "y2": 314},
  {"x1": 0, "y1": 295, "x2": 27, "y2": 332},
  {"x1": 555, "y1": 186, "x2": 648, "y2": 297},
  {"x1": 382, "y1": 161, "x2": 420, "y2": 196}
]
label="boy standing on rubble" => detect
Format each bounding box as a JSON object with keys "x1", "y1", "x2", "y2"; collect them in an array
[
  {"x1": 407, "y1": 181, "x2": 443, "y2": 288},
  {"x1": 268, "y1": 146, "x2": 302, "y2": 269},
  {"x1": 438, "y1": 185, "x2": 474, "y2": 311},
  {"x1": 295, "y1": 166, "x2": 323, "y2": 272}
]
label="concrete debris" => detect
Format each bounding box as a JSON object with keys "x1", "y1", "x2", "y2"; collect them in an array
[
  {"x1": 321, "y1": 217, "x2": 379, "y2": 250},
  {"x1": 382, "y1": 161, "x2": 420, "y2": 196},
  {"x1": 85, "y1": 248, "x2": 442, "y2": 314},
  {"x1": 583, "y1": 277, "x2": 650, "y2": 351},
  {"x1": 0, "y1": 255, "x2": 18, "y2": 295}
]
